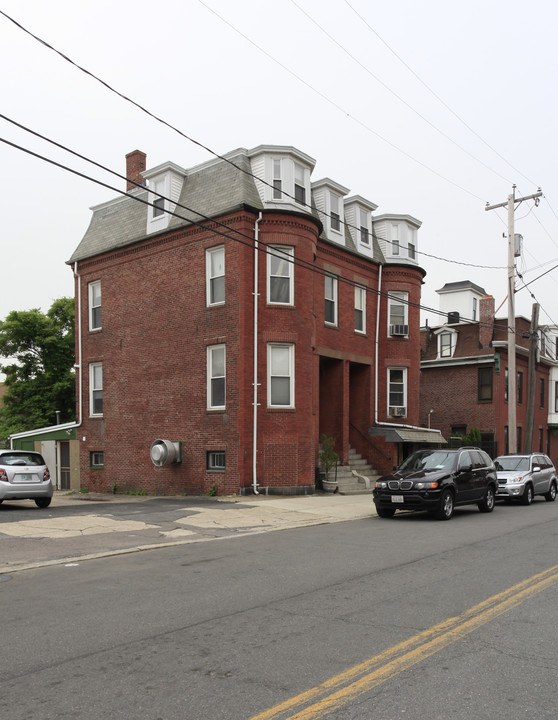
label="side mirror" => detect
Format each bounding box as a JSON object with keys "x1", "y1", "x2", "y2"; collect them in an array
[
  {"x1": 459, "y1": 463, "x2": 473, "y2": 473},
  {"x1": 533, "y1": 466, "x2": 541, "y2": 473}
]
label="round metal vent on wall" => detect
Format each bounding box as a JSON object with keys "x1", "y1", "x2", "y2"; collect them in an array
[{"x1": 150, "y1": 439, "x2": 181, "y2": 466}]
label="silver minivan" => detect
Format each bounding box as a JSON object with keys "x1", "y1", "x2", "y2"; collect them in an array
[
  {"x1": 0, "y1": 450, "x2": 53, "y2": 508},
  {"x1": 494, "y1": 453, "x2": 557, "y2": 505}
]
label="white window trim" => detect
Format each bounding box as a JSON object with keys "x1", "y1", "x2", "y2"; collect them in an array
[
  {"x1": 359, "y1": 208, "x2": 371, "y2": 247},
  {"x1": 88, "y1": 280, "x2": 102, "y2": 331},
  {"x1": 89, "y1": 362, "x2": 103, "y2": 417},
  {"x1": 206, "y1": 246, "x2": 225, "y2": 307},
  {"x1": 435, "y1": 328, "x2": 458, "y2": 359},
  {"x1": 148, "y1": 175, "x2": 169, "y2": 223},
  {"x1": 207, "y1": 345, "x2": 226, "y2": 410},
  {"x1": 329, "y1": 191, "x2": 343, "y2": 236},
  {"x1": 387, "y1": 367, "x2": 407, "y2": 414},
  {"x1": 325, "y1": 275, "x2": 338, "y2": 327},
  {"x1": 355, "y1": 285, "x2": 366, "y2": 334},
  {"x1": 267, "y1": 246, "x2": 294, "y2": 306},
  {"x1": 387, "y1": 292, "x2": 409, "y2": 337},
  {"x1": 267, "y1": 343, "x2": 295, "y2": 408}
]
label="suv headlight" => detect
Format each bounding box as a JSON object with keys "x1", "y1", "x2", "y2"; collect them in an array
[
  {"x1": 375, "y1": 481, "x2": 388, "y2": 489},
  {"x1": 414, "y1": 481, "x2": 438, "y2": 490}
]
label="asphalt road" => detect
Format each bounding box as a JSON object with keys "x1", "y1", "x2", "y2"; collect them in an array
[{"x1": 2, "y1": 497, "x2": 558, "y2": 720}]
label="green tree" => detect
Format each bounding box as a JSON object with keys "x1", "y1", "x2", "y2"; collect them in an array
[{"x1": 0, "y1": 298, "x2": 75, "y2": 443}]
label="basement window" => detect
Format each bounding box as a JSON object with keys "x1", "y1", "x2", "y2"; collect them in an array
[
  {"x1": 207, "y1": 451, "x2": 225, "y2": 471},
  {"x1": 90, "y1": 451, "x2": 104, "y2": 469}
]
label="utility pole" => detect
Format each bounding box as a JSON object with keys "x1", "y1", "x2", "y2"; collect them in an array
[
  {"x1": 485, "y1": 186, "x2": 542, "y2": 454},
  {"x1": 524, "y1": 303, "x2": 540, "y2": 454}
]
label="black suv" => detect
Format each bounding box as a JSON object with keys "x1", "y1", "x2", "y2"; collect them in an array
[{"x1": 373, "y1": 447, "x2": 497, "y2": 521}]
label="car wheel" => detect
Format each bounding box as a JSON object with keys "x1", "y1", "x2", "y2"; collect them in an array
[
  {"x1": 376, "y1": 507, "x2": 396, "y2": 519},
  {"x1": 35, "y1": 497, "x2": 51, "y2": 509},
  {"x1": 545, "y1": 481, "x2": 557, "y2": 502},
  {"x1": 520, "y1": 484, "x2": 534, "y2": 506},
  {"x1": 478, "y1": 485, "x2": 496, "y2": 513},
  {"x1": 435, "y1": 490, "x2": 454, "y2": 521}
]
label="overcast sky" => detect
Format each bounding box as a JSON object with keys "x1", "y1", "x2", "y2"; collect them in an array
[{"x1": 1, "y1": 0, "x2": 556, "y2": 328}]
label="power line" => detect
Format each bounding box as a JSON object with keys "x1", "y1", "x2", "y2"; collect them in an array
[
  {"x1": 0, "y1": 110, "x2": 504, "y2": 272},
  {"x1": 291, "y1": 0, "x2": 512, "y2": 185},
  {"x1": 343, "y1": 0, "x2": 539, "y2": 189},
  {"x1": 2, "y1": 129, "x2": 505, "y2": 332},
  {"x1": 2, "y1": 5, "x2": 482, "y2": 207}
]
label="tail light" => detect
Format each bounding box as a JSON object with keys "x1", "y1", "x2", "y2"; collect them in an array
[
  {"x1": 43, "y1": 467, "x2": 50, "y2": 482},
  {"x1": 0, "y1": 469, "x2": 7, "y2": 482}
]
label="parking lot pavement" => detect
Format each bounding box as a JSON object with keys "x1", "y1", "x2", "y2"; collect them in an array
[{"x1": 0, "y1": 491, "x2": 375, "y2": 573}]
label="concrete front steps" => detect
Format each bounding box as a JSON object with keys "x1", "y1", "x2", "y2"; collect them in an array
[{"x1": 334, "y1": 448, "x2": 380, "y2": 495}]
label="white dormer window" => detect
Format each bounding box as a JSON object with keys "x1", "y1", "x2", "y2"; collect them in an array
[
  {"x1": 273, "y1": 158, "x2": 282, "y2": 200},
  {"x1": 152, "y1": 177, "x2": 166, "y2": 217},
  {"x1": 359, "y1": 208, "x2": 370, "y2": 246},
  {"x1": 435, "y1": 328, "x2": 458, "y2": 359},
  {"x1": 392, "y1": 224, "x2": 400, "y2": 255},
  {"x1": 143, "y1": 161, "x2": 187, "y2": 234},
  {"x1": 248, "y1": 146, "x2": 315, "y2": 212},
  {"x1": 331, "y1": 193, "x2": 341, "y2": 232},
  {"x1": 294, "y1": 163, "x2": 306, "y2": 206}
]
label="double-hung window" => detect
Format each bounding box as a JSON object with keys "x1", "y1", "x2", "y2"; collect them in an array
[
  {"x1": 267, "y1": 246, "x2": 294, "y2": 305},
  {"x1": 388, "y1": 368, "x2": 407, "y2": 413},
  {"x1": 388, "y1": 292, "x2": 408, "y2": 337},
  {"x1": 440, "y1": 332, "x2": 452, "y2": 357},
  {"x1": 391, "y1": 224, "x2": 400, "y2": 255},
  {"x1": 206, "y1": 246, "x2": 225, "y2": 306},
  {"x1": 268, "y1": 344, "x2": 294, "y2": 408},
  {"x1": 89, "y1": 281, "x2": 102, "y2": 330},
  {"x1": 355, "y1": 286, "x2": 366, "y2": 333},
  {"x1": 478, "y1": 367, "x2": 493, "y2": 401},
  {"x1": 152, "y1": 177, "x2": 166, "y2": 217},
  {"x1": 324, "y1": 275, "x2": 338, "y2": 326},
  {"x1": 294, "y1": 163, "x2": 306, "y2": 205},
  {"x1": 207, "y1": 345, "x2": 226, "y2": 410},
  {"x1": 360, "y1": 209, "x2": 369, "y2": 246},
  {"x1": 330, "y1": 193, "x2": 341, "y2": 232},
  {"x1": 90, "y1": 363, "x2": 103, "y2": 416},
  {"x1": 272, "y1": 159, "x2": 282, "y2": 200}
]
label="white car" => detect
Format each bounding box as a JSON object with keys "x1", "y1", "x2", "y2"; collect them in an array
[
  {"x1": 494, "y1": 453, "x2": 557, "y2": 505},
  {"x1": 0, "y1": 450, "x2": 53, "y2": 508}
]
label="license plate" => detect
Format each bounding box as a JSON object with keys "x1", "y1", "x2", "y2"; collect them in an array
[
  {"x1": 391, "y1": 495, "x2": 404, "y2": 504},
  {"x1": 15, "y1": 473, "x2": 33, "y2": 482}
]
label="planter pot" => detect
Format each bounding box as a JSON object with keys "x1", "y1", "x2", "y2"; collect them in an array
[{"x1": 322, "y1": 477, "x2": 338, "y2": 493}]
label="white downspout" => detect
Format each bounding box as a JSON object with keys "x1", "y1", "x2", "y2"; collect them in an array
[
  {"x1": 374, "y1": 266, "x2": 430, "y2": 432},
  {"x1": 252, "y1": 213, "x2": 262, "y2": 494},
  {"x1": 73, "y1": 262, "x2": 83, "y2": 428}
]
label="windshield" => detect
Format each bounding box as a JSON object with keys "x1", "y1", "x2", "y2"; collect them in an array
[
  {"x1": 0, "y1": 452, "x2": 45, "y2": 466},
  {"x1": 399, "y1": 451, "x2": 456, "y2": 472},
  {"x1": 494, "y1": 456, "x2": 530, "y2": 472}
]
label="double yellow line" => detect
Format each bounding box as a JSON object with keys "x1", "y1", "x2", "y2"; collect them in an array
[{"x1": 248, "y1": 564, "x2": 558, "y2": 720}]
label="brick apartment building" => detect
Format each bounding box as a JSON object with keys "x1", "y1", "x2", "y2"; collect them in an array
[
  {"x1": 420, "y1": 281, "x2": 558, "y2": 462},
  {"x1": 69, "y1": 145, "x2": 441, "y2": 496}
]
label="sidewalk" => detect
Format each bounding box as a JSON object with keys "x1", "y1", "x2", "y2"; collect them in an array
[{"x1": 0, "y1": 491, "x2": 376, "y2": 574}]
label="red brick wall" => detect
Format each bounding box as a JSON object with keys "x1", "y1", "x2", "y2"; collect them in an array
[{"x1": 75, "y1": 207, "x2": 425, "y2": 495}]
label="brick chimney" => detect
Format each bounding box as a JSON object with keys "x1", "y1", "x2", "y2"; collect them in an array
[
  {"x1": 479, "y1": 295, "x2": 495, "y2": 348},
  {"x1": 125, "y1": 150, "x2": 146, "y2": 191}
]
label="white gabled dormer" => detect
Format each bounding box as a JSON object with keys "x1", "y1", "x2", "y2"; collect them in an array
[
  {"x1": 373, "y1": 214, "x2": 421, "y2": 265},
  {"x1": 247, "y1": 145, "x2": 315, "y2": 215},
  {"x1": 311, "y1": 178, "x2": 350, "y2": 246},
  {"x1": 344, "y1": 195, "x2": 378, "y2": 259},
  {"x1": 434, "y1": 326, "x2": 458, "y2": 359},
  {"x1": 143, "y1": 161, "x2": 188, "y2": 235}
]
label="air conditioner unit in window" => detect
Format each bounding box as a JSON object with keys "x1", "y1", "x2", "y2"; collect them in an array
[
  {"x1": 389, "y1": 406, "x2": 407, "y2": 417},
  {"x1": 390, "y1": 324, "x2": 409, "y2": 336}
]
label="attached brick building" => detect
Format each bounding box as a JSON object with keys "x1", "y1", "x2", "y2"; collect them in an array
[
  {"x1": 69, "y1": 145, "x2": 440, "y2": 495},
  {"x1": 420, "y1": 282, "x2": 558, "y2": 463}
]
